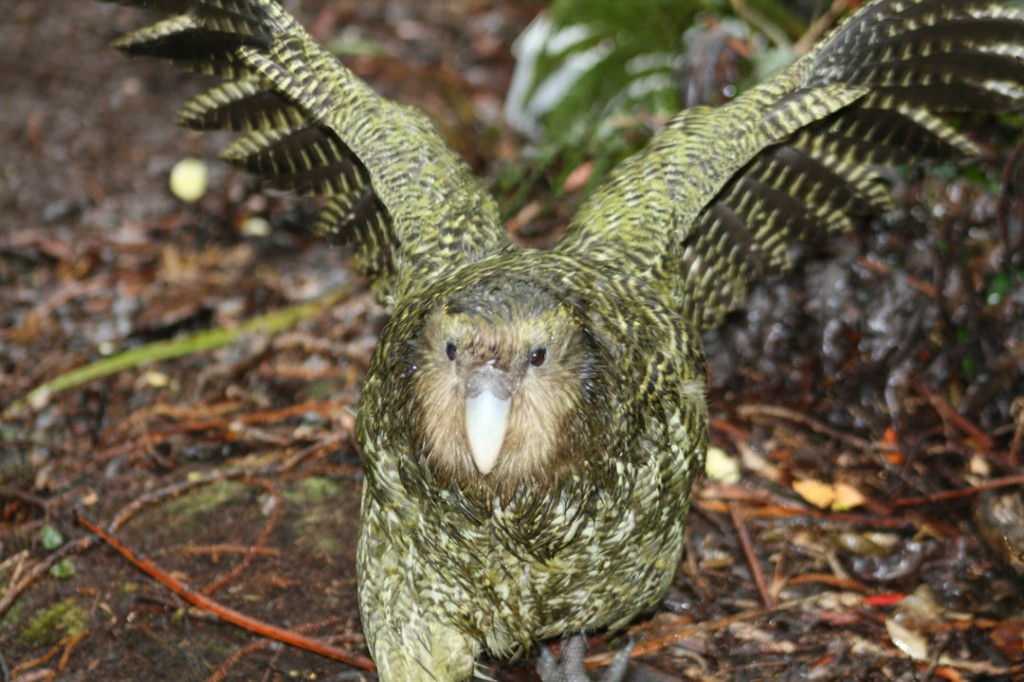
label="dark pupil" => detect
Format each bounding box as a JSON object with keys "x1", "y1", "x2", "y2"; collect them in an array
[
  {"x1": 446, "y1": 342, "x2": 457, "y2": 361},
  {"x1": 529, "y1": 347, "x2": 546, "y2": 367}
]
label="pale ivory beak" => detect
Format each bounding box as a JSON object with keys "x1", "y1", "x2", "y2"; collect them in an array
[{"x1": 464, "y1": 388, "x2": 511, "y2": 475}]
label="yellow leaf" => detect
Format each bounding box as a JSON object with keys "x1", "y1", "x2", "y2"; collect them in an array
[
  {"x1": 793, "y1": 478, "x2": 835, "y2": 509},
  {"x1": 831, "y1": 482, "x2": 866, "y2": 511}
]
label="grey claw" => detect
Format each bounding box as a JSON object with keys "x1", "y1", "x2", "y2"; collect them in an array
[
  {"x1": 536, "y1": 634, "x2": 632, "y2": 682},
  {"x1": 597, "y1": 640, "x2": 633, "y2": 682},
  {"x1": 537, "y1": 645, "x2": 560, "y2": 681}
]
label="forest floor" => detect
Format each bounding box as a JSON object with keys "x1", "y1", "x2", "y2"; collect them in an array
[{"x1": 1, "y1": 1, "x2": 1022, "y2": 681}]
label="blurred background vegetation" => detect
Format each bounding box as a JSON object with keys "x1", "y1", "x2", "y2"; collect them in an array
[{"x1": 493, "y1": 0, "x2": 851, "y2": 239}]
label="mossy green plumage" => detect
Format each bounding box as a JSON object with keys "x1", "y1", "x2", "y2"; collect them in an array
[
  {"x1": 357, "y1": 250, "x2": 707, "y2": 679},
  {"x1": 106, "y1": 1, "x2": 1024, "y2": 679}
]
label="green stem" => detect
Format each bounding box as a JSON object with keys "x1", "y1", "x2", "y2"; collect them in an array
[{"x1": 3, "y1": 283, "x2": 357, "y2": 418}]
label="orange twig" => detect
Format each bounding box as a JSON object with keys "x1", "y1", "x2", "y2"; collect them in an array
[
  {"x1": 200, "y1": 479, "x2": 282, "y2": 597},
  {"x1": 75, "y1": 512, "x2": 375, "y2": 671},
  {"x1": 149, "y1": 399, "x2": 346, "y2": 439},
  {"x1": 179, "y1": 545, "x2": 282, "y2": 558},
  {"x1": 57, "y1": 630, "x2": 88, "y2": 672},
  {"x1": 10, "y1": 643, "x2": 61, "y2": 677},
  {"x1": 857, "y1": 256, "x2": 939, "y2": 299},
  {"x1": 0, "y1": 537, "x2": 95, "y2": 618},
  {"x1": 205, "y1": 617, "x2": 346, "y2": 682},
  {"x1": 729, "y1": 502, "x2": 772, "y2": 607},
  {"x1": 890, "y1": 474, "x2": 1024, "y2": 508},
  {"x1": 913, "y1": 383, "x2": 995, "y2": 451},
  {"x1": 737, "y1": 404, "x2": 874, "y2": 452},
  {"x1": 793, "y1": 0, "x2": 855, "y2": 54},
  {"x1": 585, "y1": 597, "x2": 817, "y2": 668}
]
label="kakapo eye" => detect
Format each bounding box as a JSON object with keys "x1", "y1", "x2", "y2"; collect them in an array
[
  {"x1": 529, "y1": 347, "x2": 547, "y2": 367},
  {"x1": 446, "y1": 341, "x2": 457, "y2": 361}
]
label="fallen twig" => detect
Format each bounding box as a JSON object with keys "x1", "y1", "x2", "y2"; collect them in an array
[
  {"x1": 75, "y1": 512, "x2": 376, "y2": 671},
  {"x1": 890, "y1": 474, "x2": 1024, "y2": 508},
  {"x1": 0, "y1": 537, "x2": 95, "y2": 618},
  {"x1": 793, "y1": 0, "x2": 854, "y2": 53},
  {"x1": 585, "y1": 597, "x2": 819, "y2": 668},
  {"x1": 4, "y1": 283, "x2": 356, "y2": 417},
  {"x1": 200, "y1": 478, "x2": 282, "y2": 597},
  {"x1": 205, "y1": 617, "x2": 346, "y2": 682},
  {"x1": 737, "y1": 404, "x2": 875, "y2": 453},
  {"x1": 729, "y1": 502, "x2": 772, "y2": 607},
  {"x1": 913, "y1": 382, "x2": 995, "y2": 451}
]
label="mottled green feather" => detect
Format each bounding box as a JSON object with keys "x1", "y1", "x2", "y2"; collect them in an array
[
  {"x1": 563, "y1": 0, "x2": 1024, "y2": 330},
  {"x1": 356, "y1": 248, "x2": 706, "y2": 680}
]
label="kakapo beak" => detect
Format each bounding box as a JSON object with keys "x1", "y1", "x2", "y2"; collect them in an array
[{"x1": 464, "y1": 387, "x2": 511, "y2": 475}]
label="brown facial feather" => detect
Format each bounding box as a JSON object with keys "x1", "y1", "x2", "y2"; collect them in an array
[{"x1": 410, "y1": 292, "x2": 604, "y2": 495}]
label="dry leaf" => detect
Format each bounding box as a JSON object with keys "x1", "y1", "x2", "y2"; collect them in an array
[
  {"x1": 705, "y1": 446, "x2": 741, "y2": 483},
  {"x1": 885, "y1": 618, "x2": 929, "y2": 660},
  {"x1": 793, "y1": 478, "x2": 866, "y2": 511},
  {"x1": 793, "y1": 478, "x2": 835, "y2": 509}
]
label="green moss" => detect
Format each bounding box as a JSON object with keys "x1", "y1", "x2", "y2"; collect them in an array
[
  {"x1": 282, "y1": 477, "x2": 350, "y2": 555},
  {"x1": 283, "y1": 475, "x2": 344, "y2": 505},
  {"x1": 48, "y1": 558, "x2": 76, "y2": 580},
  {"x1": 0, "y1": 601, "x2": 24, "y2": 633},
  {"x1": 19, "y1": 598, "x2": 87, "y2": 646},
  {"x1": 40, "y1": 524, "x2": 65, "y2": 550},
  {"x1": 161, "y1": 480, "x2": 248, "y2": 519}
]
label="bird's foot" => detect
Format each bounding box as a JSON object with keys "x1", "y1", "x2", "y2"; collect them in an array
[{"x1": 537, "y1": 634, "x2": 632, "y2": 682}]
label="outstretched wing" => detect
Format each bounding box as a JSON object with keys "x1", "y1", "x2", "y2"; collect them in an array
[
  {"x1": 109, "y1": 0, "x2": 509, "y2": 305},
  {"x1": 558, "y1": 0, "x2": 1024, "y2": 330}
]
